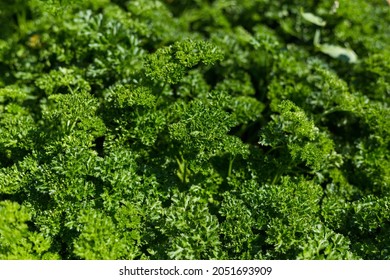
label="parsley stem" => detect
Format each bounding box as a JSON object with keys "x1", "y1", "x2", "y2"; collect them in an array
[{"x1": 228, "y1": 155, "x2": 235, "y2": 178}]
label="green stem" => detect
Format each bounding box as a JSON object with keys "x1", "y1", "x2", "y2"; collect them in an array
[
  {"x1": 271, "y1": 172, "x2": 280, "y2": 185},
  {"x1": 16, "y1": 8, "x2": 27, "y2": 35},
  {"x1": 183, "y1": 158, "x2": 187, "y2": 184},
  {"x1": 155, "y1": 81, "x2": 167, "y2": 111},
  {"x1": 228, "y1": 155, "x2": 235, "y2": 178},
  {"x1": 265, "y1": 145, "x2": 283, "y2": 155}
]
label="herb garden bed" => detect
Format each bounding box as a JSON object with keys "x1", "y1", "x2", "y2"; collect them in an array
[{"x1": 0, "y1": 0, "x2": 389, "y2": 259}]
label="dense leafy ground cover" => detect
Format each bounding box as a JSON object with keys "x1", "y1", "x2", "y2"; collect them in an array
[{"x1": 0, "y1": 0, "x2": 389, "y2": 260}]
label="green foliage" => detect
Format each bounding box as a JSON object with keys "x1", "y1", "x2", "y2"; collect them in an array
[
  {"x1": 0, "y1": 201, "x2": 59, "y2": 259},
  {"x1": 259, "y1": 100, "x2": 341, "y2": 174},
  {"x1": 159, "y1": 186, "x2": 223, "y2": 259},
  {"x1": 0, "y1": 0, "x2": 389, "y2": 260},
  {"x1": 74, "y1": 207, "x2": 142, "y2": 259},
  {"x1": 144, "y1": 39, "x2": 223, "y2": 85}
]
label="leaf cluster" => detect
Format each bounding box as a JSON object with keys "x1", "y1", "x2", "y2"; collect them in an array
[{"x1": 0, "y1": 0, "x2": 389, "y2": 260}]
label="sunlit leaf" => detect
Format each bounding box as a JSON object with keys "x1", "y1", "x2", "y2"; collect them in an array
[
  {"x1": 317, "y1": 44, "x2": 358, "y2": 63},
  {"x1": 300, "y1": 8, "x2": 326, "y2": 26}
]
